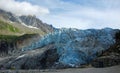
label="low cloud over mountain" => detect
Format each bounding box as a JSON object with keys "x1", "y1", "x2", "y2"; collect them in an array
[{"x1": 0, "y1": 0, "x2": 49, "y2": 16}]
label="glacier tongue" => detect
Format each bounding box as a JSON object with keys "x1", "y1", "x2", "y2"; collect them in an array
[{"x1": 22, "y1": 28, "x2": 118, "y2": 67}]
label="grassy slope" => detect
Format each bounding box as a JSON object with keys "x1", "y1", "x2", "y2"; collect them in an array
[
  {"x1": 0, "y1": 18, "x2": 45, "y2": 35},
  {"x1": 0, "y1": 20, "x2": 19, "y2": 32},
  {"x1": 0, "y1": 19, "x2": 20, "y2": 35},
  {"x1": 0, "y1": 19, "x2": 46, "y2": 42}
]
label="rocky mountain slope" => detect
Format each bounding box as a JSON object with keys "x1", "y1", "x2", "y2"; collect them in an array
[
  {"x1": 19, "y1": 15, "x2": 54, "y2": 33},
  {"x1": 91, "y1": 31, "x2": 120, "y2": 67},
  {"x1": 0, "y1": 28, "x2": 119, "y2": 69},
  {"x1": 0, "y1": 9, "x2": 54, "y2": 57},
  {"x1": 0, "y1": 9, "x2": 54, "y2": 35}
]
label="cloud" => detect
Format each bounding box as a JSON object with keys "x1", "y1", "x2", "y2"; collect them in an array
[
  {"x1": 2, "y1": 0, "x2": 120, "y2": 29},
  {"x1": 0, "y1": 0, "x2": 49, "y2": 16},
  {"x1": 37, "y1": 0, "x2": 120, "y2": 29},
  {"x1": 39, "y1": 14, "x2": 93, "y2": 29}
]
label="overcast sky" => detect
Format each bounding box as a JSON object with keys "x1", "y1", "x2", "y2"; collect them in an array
[{"x1": 0, "y1": 0, "x2": 120, "y2": 29}]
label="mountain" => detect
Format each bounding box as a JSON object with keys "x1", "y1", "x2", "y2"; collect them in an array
[
  {"x1": 0, "y1": 9, "x2": 54, "y2": 35},
  {"x1": 0, "y1": 9, "x2": 20, "y2": 23},
  {"x1": 0, "y1": 9, "x2": 55, "y2": 57},
  {"x1": 19, "y1": 15, "x2": 54, "y2": 33},
  {"x1": 0, "y1": 28, "x2": 119, "y2": 69}
]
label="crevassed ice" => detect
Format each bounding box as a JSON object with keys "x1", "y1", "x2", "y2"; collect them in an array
[{"x1": 22, "y1": 28, "x2": 118, "y2": 67}]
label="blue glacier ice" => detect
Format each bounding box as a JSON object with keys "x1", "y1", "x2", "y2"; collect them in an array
[{"x1": 22, "y1": 28, "x2": 119, "y2": 67}]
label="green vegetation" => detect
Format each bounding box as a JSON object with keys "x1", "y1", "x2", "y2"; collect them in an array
[
  {"x1": 0, "y1": 19, "x2": 43, "y2": 42},
  {"x1": 0, "y1": 20, "x2": 20, "y2": 33},
  {"x1": 0, "y1": 34, "x2": 38, "y2": 43},
  {"x1": 17, "y1": 34, "x2": 38, "y2": 39},
  {"x1": 0, "y1": 35, "x2": 18, "y2": 42},
  {"x1": 0, "y1": 19, "x2": 46, "y2": 35},
  {"x1": 0, "y1": 19, "x2": 45, "y2": 42}
]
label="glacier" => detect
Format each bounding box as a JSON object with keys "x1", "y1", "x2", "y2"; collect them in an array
[{"x1": 22, "y1": 28, "x2": 119, "y2": 67}]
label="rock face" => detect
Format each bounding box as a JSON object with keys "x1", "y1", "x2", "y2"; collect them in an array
[
  {"x1": 0, "y1": 34, "x2": 41, "y2": 57},
  {"x1": 0, "y1": 44, "x2": 59, "y2": 69},
  {"x1": 91, "y1": 31, "x2": 120, "y2": 67},
  {"x1": 19, "y1": 15, "x2": 54, "y2": 33},
  {"x1": 0, "y1": 9, "x2": 19, "y2": 23},
  {"x1": 91, "y1": 56, "x2": 120, "y2": 68},
  {"x1": 22, "y1": 28, "x2": 119, "y2": 67},
  {"x1": 0, "y1": 40, "x2": 13, "y2": 56}
]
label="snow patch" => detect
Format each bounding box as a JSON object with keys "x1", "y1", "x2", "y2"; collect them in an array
[{"x1": 21, "y1": 23, "x2": 39, "y2": 29}]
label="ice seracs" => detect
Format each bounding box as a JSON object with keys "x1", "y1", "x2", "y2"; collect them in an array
[{"x1": 22, "y1": 28, "x2": 119, "y2": 67}]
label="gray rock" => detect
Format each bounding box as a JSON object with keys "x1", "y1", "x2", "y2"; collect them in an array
[
  {"x1": 0, "y1": 44, "x2": 59, "y2": 69},
  {"x1": 91, "y1": 31, "x2": 120, "y2": 68},
  {"x1": 91, "y1": 56, "x2": 120, "y2": 68},
  {"x1": 19, "y1": 15, "x2": 54, "y2": 33}
]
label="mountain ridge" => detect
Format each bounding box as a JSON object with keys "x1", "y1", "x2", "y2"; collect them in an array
[
  {"x1": 0, "y1": 9, "x2": 54, "y2": 35},
  {"x1": 0, "y1": 9, "x2": 55, "y2": 57}
]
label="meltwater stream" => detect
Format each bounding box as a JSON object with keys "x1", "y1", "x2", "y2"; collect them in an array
[{"x1": 22, "y1": 28, "x2": 118, "y2": 67}]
